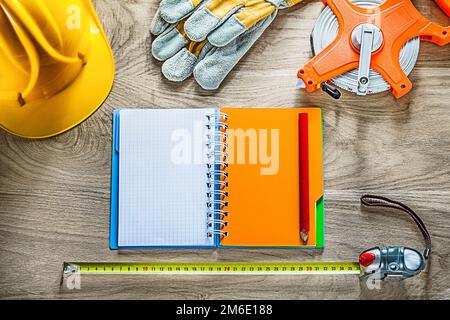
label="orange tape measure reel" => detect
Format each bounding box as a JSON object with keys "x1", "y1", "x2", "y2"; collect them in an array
[{"x1": 297, "y1": 0, "x2": 449, "y2": 99}]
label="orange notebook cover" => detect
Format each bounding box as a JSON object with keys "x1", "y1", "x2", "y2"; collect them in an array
[{"x1": 218, "y1": 108, "x2": 324, "y2": 248}]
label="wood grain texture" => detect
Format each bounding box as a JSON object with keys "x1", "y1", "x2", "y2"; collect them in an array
[{"x1": 0, "y1": 0, "x2": 449, "y2": 299}]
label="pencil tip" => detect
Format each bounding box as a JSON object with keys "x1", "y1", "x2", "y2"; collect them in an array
[{"x1": 301, "y1": 231, "x2": 309, "y2": 244}]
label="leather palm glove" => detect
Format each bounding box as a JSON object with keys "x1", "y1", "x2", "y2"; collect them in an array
[{"x1": 151, "y1": 0, "x2": 303, "y2": 90}]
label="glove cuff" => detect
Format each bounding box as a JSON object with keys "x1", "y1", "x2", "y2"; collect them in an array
[
  {"x1": 285, "y1": 0, "x2": 304, "y2": 6},
  {"x1": 269, "y1": 0, "x2": 304, "y2": 9}
]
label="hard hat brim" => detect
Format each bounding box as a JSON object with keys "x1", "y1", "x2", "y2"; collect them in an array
[{"x1": 0, "y1": 11, "x2": 115, "y2": 139}]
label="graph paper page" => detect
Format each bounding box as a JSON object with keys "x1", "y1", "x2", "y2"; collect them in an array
[{"x1": 117, "y1": 109, "x2": 215, "y2": 247}]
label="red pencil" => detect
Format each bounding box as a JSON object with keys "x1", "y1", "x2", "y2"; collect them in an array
[{"x1": 299, "y1": 113, "x2": 310, "y2": 244}]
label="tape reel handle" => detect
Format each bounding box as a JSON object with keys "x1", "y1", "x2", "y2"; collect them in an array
[{"x1": 417, "y1": 0, "x2": 449, "y2": 45}]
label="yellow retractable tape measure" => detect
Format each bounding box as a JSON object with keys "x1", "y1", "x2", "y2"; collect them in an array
[
  {"x1": 63, "y1": 262, "x2": 362, "y2": 276},
  {"x1": 63, "y1": 196, "x2": 430, "y2": 281}
]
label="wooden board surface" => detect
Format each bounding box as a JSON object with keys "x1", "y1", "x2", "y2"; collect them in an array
[{"x1": 0, "y1": 0, "x2": 449, "y2": 299}]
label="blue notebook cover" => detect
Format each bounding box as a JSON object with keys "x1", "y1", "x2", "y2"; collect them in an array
[{"x1": 110, "y1": 110, "x2": 120, "y2": 249}]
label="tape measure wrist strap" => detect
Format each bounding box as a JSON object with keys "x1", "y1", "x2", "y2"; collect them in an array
[{"x1": 360, "y1": 195, "x2": 431, "y2": 259}]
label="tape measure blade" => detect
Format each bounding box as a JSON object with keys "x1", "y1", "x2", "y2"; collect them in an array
[{"x1": 64, "y1": 262, "x2": 361, "y2": 276}]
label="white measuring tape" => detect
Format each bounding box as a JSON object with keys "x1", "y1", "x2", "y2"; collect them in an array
[{"x1": 311, "y1": 0, "x2": 420, "y2": 94}]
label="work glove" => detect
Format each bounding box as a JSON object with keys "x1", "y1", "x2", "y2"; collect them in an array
[{"x1": 151, "y1": 0, "x2": 303, "y2": 90}]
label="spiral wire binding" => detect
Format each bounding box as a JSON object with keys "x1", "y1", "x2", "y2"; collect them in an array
[
  {"x1": 206, "y1": 111, "x2": 229, "y2": 240},
  {"x1": 207, "y1": 190, "x2": 229, "y2": 197}
]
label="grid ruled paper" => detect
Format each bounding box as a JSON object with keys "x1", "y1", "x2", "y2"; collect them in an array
[{"x1": 117, "y1": 109, "x2": 215, "y2": 247}]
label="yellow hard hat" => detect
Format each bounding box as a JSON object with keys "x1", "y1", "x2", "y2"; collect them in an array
[{"x1": 0, "y1": 0, "x2": 114, "y2": 139}]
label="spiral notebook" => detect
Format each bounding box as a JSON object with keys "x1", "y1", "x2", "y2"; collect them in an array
[{"x1": 110, "y1": 108, "x2": 324, "y2": 249}]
